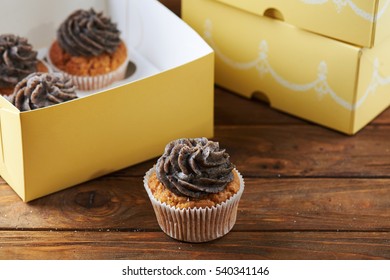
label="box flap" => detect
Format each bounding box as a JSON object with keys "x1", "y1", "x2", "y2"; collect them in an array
[
  {"x1": 0, "y1": 99, "x2": 25, "y2": 199},
  {"x1": 211, "y1": 0, "x2": 385, "y2": 47},
  {"x1": 214, "y1": 0, "x2": 273, "y2": 19},
  {"x1": 0, "y1": 96, "x2": 19, "y2": 113},
  {"x1": 214, "y1": 0, "x2": 383, "y2": 23},
  {"x1": 120, "y1": 0, "x2": 213, "y2": 71}
]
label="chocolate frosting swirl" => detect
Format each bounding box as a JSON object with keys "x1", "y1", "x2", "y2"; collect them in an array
[
  {"x1": 0, "y1": 34, "x2": 38, "y2": 87},
  {"x1": 156, "y1": 138, "x2": 235, "y2": 198},
  {"x1": 57, "y1": 8, "x2": 121, "y2": 57},
  {"x1": 10, "y1": 72, "x2": 77, "y2": 111}
]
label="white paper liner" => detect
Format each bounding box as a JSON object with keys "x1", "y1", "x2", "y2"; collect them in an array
[
  {"x1": 46, "y1": 47, "x2": 128, "y2": 92},
  {"x1": 143, "y1": 167, "x2": 245, "y2": 243}
]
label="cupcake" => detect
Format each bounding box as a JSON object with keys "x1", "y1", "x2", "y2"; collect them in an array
[
  {"x1": 0, "y1": 34, "x2": 48, "y2": 96},
  {"x1": 48, "y1": 8, "x2": 128, "y2": 91},
  {"x1": 144, "y1": 137, "x2": 244, "y2": 243},
  {"x1": 9, "y1": 72, "x2": 77, "y2": 111}
]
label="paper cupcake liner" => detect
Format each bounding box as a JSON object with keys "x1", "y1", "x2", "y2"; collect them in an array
[
  {"x1": 46, "y1": 52, "x2": 128, "y2": 92},
  {"x1": 144, "y1": 167, "x2": 245, "y2": 243}
]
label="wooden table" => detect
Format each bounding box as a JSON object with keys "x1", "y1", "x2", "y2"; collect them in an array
[{"x1": 1, "y1": 0, "x2": 390, "y2": 260}]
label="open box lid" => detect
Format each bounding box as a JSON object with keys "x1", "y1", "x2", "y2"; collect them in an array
[{"x1": 213, "y1": 0, "x2": 390, "y2": 47}]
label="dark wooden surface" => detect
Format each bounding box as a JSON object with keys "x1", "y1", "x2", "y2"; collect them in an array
[{"x1": 1, "y1": 0, "x2": 390, "y2": 260}]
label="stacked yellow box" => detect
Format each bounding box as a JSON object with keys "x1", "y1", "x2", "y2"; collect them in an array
[{"x1": 182, "y1": 0, "x2": 390, "y2": 134}]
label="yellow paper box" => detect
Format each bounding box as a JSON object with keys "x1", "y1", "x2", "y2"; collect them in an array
[
  {"x1": 182, "y1": 0, "x2": 390, "y2": 134},
  {"x1": 214, "y1": 0, "x2": 390, "y2": 48},
  {"x1": 0, "y1": 0, "x2": 214, "y2": 201}
]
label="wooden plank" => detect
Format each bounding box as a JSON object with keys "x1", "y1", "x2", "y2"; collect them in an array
[
  {"x1": 238, "y1": 178, "x2": 390, "y2": 231},
  {"x1": 0, "y1": 177, "x2": 158, "y2": 230},
  {"x1": 214, "y1": 88, "x2": 306, "y2": 126},
  {"x1": 371, "y1": 108, "x2": 390, "y2": 125},
  {"x1": 215, "y1": 125, "x2": 390, "y2": 178},
  {"x1": 1, "y1": 178, "x2": 390, "y2": 231},
  {"x1": 1, "y1": 0, "x2": 389, "y2": 262},
  {"x1": 0, "y1": 231, "x2": 389, "y2": 260},
  {"x1": 112, "y1": 124, "x2": 390, "y2": 178},
  {"x1": 159, "y1": 0, "x2": 181, "y2": 16}
]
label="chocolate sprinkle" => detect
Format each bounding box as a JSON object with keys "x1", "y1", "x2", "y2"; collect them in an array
[
  {"x1": 10, "y1": 72, "x2": 78, "y2": 111},
  {"x1": 156, "y1": 138, "x2": 235, "y2": 198}
]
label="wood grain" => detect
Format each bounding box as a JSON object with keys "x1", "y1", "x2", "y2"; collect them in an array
[
  {"x1": 217, "y1": 125, "x2": 390, "y2": 178},
  {"x1": 1, "y1": 231, "x2": 389, "y2": 260},
  {"x1": 0, "y1": 0, "x2": 390, "y2": 261},
  {"x1": 214, "y1": 87, "x2": 306, "y2": 126},
  {"x1": 1, "y1": 177, "x2": 390, "y2": 231},
  {"x1": 159, "y1": 0, "x2": 181, "y2": 16},
  {"x1": 108, "y1": 124, "x2": 390, "y2": 178}
]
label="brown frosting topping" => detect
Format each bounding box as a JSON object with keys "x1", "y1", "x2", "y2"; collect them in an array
[
  {"x1": 156, "y1": 138, "x2": 235, "y2": 198},
  {"x1": 10, "y1": 72, "x2": 77, "y2": 111},
  {"x1": 57, "y1": 8, "x2": 121, "y2": 57},
  {"x1": 0, "y1": 34, "x2": 38, "y2": 88}
]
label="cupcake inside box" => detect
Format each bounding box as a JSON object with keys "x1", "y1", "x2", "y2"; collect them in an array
[
  {"x1": 1, "y1": 0, "x2": 210, "y2": 99},
  {"x1": 0, "y1": 0, "x2": 214, "y2": 201}
]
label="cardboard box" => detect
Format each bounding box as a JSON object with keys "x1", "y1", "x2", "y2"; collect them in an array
[
  {"x1": 213, "y1": 0, "x2": 390, "y2": 48},
  {"x1": 182, "y1": 0, "x2": 390, "y2": 134},
  {"x1": 0, "y1": 0, "x2": 214, "y2": 201}
]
